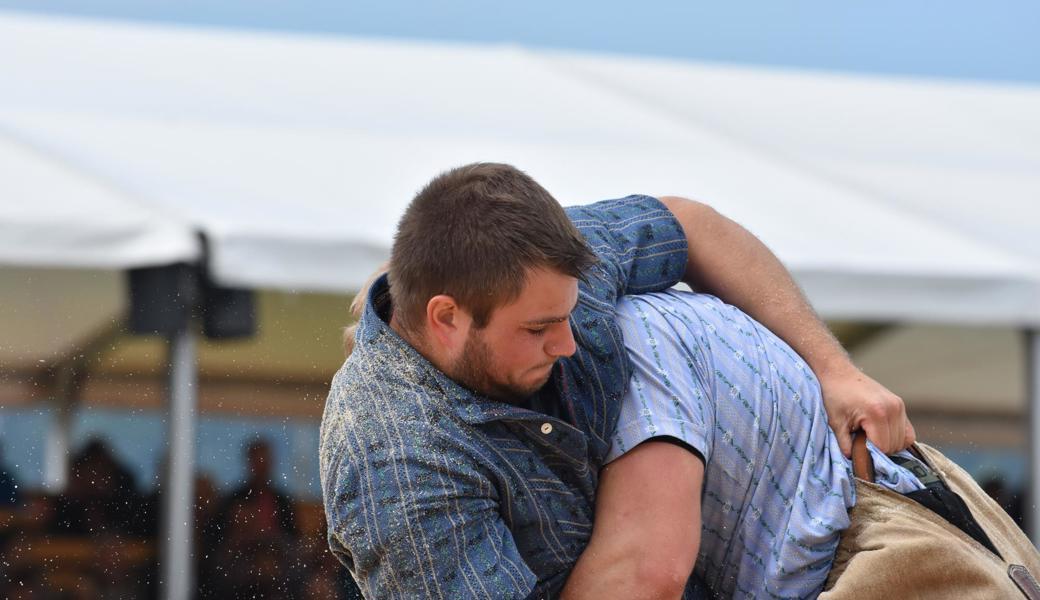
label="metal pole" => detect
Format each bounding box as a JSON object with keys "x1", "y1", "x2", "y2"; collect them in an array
[
  {"x1": 161, "y1": 326, "x2": 198, "y2": 600},
  {"x1": 1028, "y1": 329, "x2": 1040, "y2": 545},
  {"x1": 42, "y1": 401, "x2": 72, "y2": 493},
  {"x1": 43, "y1": 365, "x2": 81, "y2": 494}
]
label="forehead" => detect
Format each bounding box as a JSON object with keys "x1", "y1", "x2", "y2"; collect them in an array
[{"x1": 491, "y1": 268, "x2": 578, "y2": 322}]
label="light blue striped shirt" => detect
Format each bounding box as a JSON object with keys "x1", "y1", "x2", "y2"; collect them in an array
[{"x1": 609, "y1": 290, "x2": 924, "y2": 600}]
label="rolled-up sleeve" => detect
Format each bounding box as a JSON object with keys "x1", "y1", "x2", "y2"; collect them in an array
[{"x1": 565, "y1": 195, "x2": 688, "y2": 299}]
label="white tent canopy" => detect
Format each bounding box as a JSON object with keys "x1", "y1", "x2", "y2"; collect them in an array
[
  {"x1": 0, "y1": 126, "x2": 197, "y2": 268},
  {"x1": 1, "y1": 11, "x2": 1038, "y2": 324},
  {"x1": 553, "y1": 53, "x2": 1040, "y2": 283}
]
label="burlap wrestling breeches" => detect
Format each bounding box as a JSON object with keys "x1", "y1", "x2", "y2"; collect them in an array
[{"x1": 821, "y1": 443, "x2": 1040, "y2": 599}]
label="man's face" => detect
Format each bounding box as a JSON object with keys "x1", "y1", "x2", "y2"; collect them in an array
[{"x1": 449, "y1": 268, "x2": 579, "y2": 403}]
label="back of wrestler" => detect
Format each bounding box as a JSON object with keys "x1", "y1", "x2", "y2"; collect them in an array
[{"x1": 608, "y1": 290, "x2": 924, "y2": 599}]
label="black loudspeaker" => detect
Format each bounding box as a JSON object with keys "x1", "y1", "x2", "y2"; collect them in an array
[
  {"x1": 127, "y1": 263, "x2": 257, "y2": 339},
  {"x1": 201, "y1": 283, "x2": 256, "y2": 339},
  {"x1": 128, "y1": 263, "x2": 198, "y2": 335}
]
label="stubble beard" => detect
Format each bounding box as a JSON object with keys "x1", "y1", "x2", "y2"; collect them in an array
[{"x1": 450, "y1": 331, "x2": 549, "y2": 404}]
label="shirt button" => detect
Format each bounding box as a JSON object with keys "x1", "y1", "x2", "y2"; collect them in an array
[{"x1": 540, "y1": 423, "x2": 553, "y2": 435}]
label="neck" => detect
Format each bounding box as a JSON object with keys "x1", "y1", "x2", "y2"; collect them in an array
[
  {"x1": 388, "y1": 311, "x2": 412, "y2": 346},
  {"x1": 390, "y1": 313, "x2": 453, "y2": 376}
]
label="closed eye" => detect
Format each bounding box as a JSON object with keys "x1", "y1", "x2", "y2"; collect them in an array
[{"x1": 525, "y1": 327, "x2": 547, "y2": 336}]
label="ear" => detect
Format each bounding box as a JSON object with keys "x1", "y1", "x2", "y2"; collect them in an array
[{"x1": 425, "y1": 294, "x2": 470, "y2": 351}]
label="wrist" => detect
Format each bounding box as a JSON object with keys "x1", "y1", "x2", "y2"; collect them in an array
[{"x1": 812, "y1": 352, "x2": 858, "y2": 382}]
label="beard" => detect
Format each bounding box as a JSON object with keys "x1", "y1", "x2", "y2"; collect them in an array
[{"x1": 449, "y1": 330, "x2": 552, "y2": 404}]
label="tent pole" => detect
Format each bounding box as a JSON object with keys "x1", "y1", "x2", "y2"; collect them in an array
[
  {"x1": 43, "y1": 365, "x2": 82, "y2": 493},
  {"x1": 42, "y1": 401, "x2": 71, "y2": 493},
  {"x1": 1029, "y1": 329, "x2": 1040, "y2": 545},
  {"x1": 161, "y1": 326, "x2": 198, "y2": 600}
]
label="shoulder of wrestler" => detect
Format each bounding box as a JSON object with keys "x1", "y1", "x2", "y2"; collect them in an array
[
  {"x1": 321, "y1": 349, "x2": 487, "y2": 475},
  {"x1": 319, "y1": 389, "x2": 495, "y2": 539},
  {"x1": 325, "y1": 354, "x2": 466, "y2": 433}
]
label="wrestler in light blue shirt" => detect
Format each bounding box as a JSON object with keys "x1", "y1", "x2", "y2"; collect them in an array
[{"x1": 609, "y1": 290, "x2": 924, "y2": 600}]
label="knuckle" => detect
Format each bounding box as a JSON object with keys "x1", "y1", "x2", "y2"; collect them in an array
[{"x1": 866, "y1": 400, "x2": 889, "y2": 420}]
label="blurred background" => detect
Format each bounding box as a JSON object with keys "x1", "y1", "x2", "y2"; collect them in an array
[{"x1": 0, "y1": 1, "x2": 1038, "y2": 599}]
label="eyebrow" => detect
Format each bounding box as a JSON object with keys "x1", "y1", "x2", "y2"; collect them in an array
[{"x1": 521, "y1": 315, "x2": 571, "y2": 327}]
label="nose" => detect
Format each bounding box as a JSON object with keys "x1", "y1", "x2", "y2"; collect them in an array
[{"x1": 547, "y1": 321, "x2": 577, "y2": 358}]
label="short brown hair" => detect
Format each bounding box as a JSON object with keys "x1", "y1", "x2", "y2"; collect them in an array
[{"x1": 389, "y1": 163, "x2": 597, "y2": 334}]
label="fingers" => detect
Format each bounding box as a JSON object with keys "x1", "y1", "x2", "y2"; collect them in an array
[
  {"x1": 834, "y1": 425, "x2": 853, "y2": 458},
  {"x1": 819, "y1": 369, "x2": 912, "y2": 457},
  {"x1": 887, "y1": 402, "x2": 903, "y2": 454},
  {"x1": 866, "y1": 417, "x2": 899, "y2": 455},
  {"x1": 861, "y1": 422, "x2": 885, "y2": 455},
  {"x1": 859, "y1": 395, "x2": 911, "y2": 454},
  {"x1": 874, "y1": 388, "x2": 904, "y2": 454},
  {"x1": 904, "y1": 419, "x2": 917, "y2": 449},
  {"x1": 827, "y1": 409, "x2": 852, "y2": 455},
  {"x1": 861, "y1": 415, "x2": 914, "y2": 455}
]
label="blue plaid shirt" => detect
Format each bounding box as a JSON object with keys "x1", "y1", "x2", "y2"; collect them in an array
[{"x1": 320, "y1": 196, "x2": 690, "y2": 599}]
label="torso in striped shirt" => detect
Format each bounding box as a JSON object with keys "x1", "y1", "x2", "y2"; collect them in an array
[{"x1": 609, "y1": 290, "x2": 923, "y2": 599}]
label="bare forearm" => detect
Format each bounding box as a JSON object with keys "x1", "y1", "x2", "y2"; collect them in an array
[
  {"x1": 658, "y1": 196, "x2": 848, "y2": 377},
  {"x1": 562, "y1": 539, "x2": 653, "y2": 600}
]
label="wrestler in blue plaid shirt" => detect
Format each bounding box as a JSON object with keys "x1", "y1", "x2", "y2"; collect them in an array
[{"x1": 320, "y1": 195, "x2": 696, "y2": 599}]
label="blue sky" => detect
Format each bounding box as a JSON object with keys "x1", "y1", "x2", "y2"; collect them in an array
[{"x1": 1, "y1": 0, "x2": 1038, "y2": 83}]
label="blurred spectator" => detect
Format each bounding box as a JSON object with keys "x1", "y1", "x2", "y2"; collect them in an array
[
  {"x1": 225, "y1": 438, "x2": 297, "y2": 539},
  {"x1": 193, "y1": 473, "x2": 222, "y2": 598},
  {"x1": 134, "y1": 454, "x2": 167, "y2": 540},
  {"x1": 0, "y1": 434, "x2": 357, "y2": 600},
  {"x1": 981, "y1": 474, "x2": 1026, "y2": 530},
  {"x1": 0, "y1": 444, "x2": 24, "y2": 552},
  {"x1": 203, "y1": 438, "x2": 299, "y2": 598},
  {"x1": 0, "y1": 443, "x2": 19, "y2": 506},
  {"x1": 54, "y1": 438, "x2": 144, "y2": 536},
  {"x1": 92, "y1": 532, "x2": 152, "y2": 600},
  {"x1": 195, "y1": 473, "x2": 221, "y2": 544}
]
